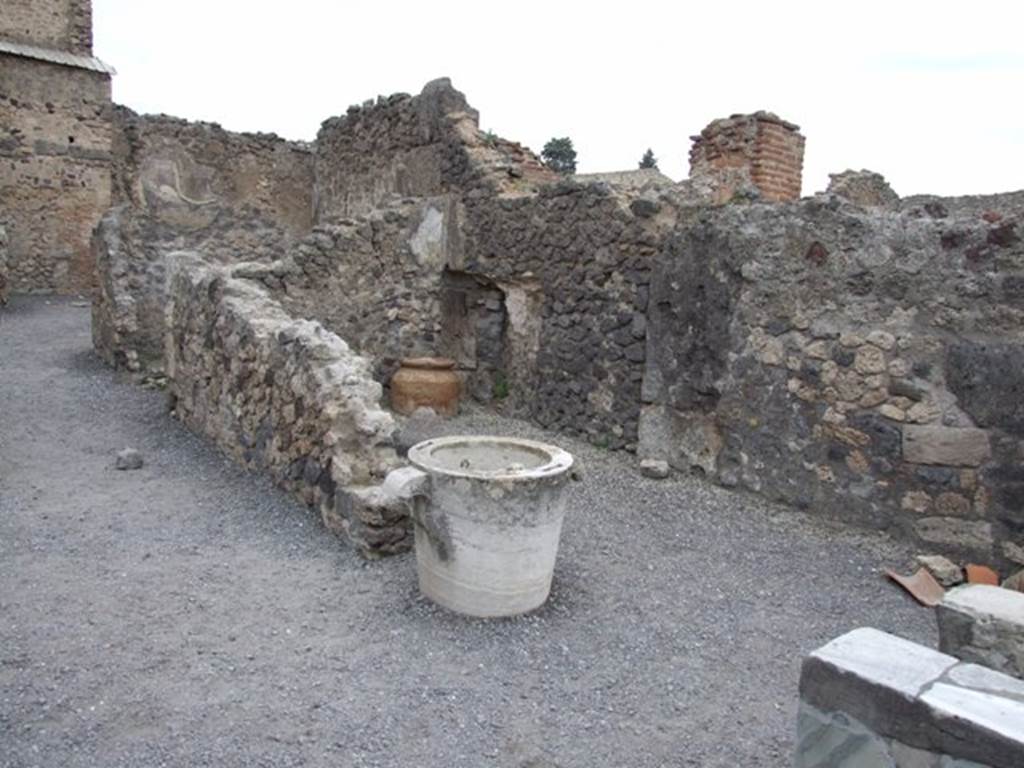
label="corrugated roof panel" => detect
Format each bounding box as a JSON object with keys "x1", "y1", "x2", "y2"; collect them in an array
[{"x1": 0, "y1": 40, "x2": 116, "y2": 75}]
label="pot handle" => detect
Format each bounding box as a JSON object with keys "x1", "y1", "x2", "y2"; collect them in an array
[
  {"x1": 383, "y1": 465, "x2": 432, "y2": 527},
  {"x1": 383, "y1": 466, "x2": 430, "y2": 500},
  {"x1": 383, "y1": 466, "x2": 452, "y2": 555}
]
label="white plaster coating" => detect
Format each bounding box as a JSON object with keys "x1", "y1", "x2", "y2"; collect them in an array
[
  {"x1": 920, "y1": 683, "x2": 1024, "y2": 745},
  {"x1": 409, "y1": 206, "x2": 445, "y2": 268},
  {"x1": 811, "y1": 628, "x2": 958, "y2": 697},
  {"x1": 943, "y1": 585, "x2": 1024, "y2": 623},
  {"x1": 406, "y1": 436, "x2": 574, "y2": 617},
  {"x1": 947, "y1": 664, "x2": 1024, "y2": 700},
  {"x1": 799, "y1": 629, "x2": 1024, "y2": 767}
]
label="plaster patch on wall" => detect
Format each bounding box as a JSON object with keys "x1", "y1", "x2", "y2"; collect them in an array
[{"x1": 410, "y1": 206, "x2": 445, "y2": 268}]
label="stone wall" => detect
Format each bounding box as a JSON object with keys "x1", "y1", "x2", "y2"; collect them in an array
[
  {"x1": 797, "y1": 627, "x2": 1024, "y2": 767},
  {"x1": 641, "y1": 192, "x2": 1024, "y2": 567},
  {"x1": 457, "y1": 181, "x2": 678, "y2": 448},
  {"x1": 937, "y1": 584, "x2": 1024, "y2": 680},
  {"x1": 267, "y1": 197, "x2": 452, "y2": 384},
  {"x1": 251, "y1": 80, "x2": 675, "y2": 448},
  {"x1": 256, "y1": 175, "x2": 677, "y2": 450},
  {"x1": 689, "y1": 111, "x2": 805, "y2": 202},
  {"x1": 0, "y1": 0, "x2": 93, "y2": 55},
  {"x1": 0, "y1": 52, "x2": 111, "y2": 292},
  {"x1": 92, "y1": 106, "x2": 314, "y2": 371},
  {"x1": 0, "y1": 224, "x2": 9, "y2": 305},
  {"x1": 86, "y1": 76, "x2": 1024, "y2": 568},
  {"x1": 165, "y1": 253, "x2": 410, "y2": 556},
  {"x1": 314, "y1": 78, "x2": 554, "y2": 222}
]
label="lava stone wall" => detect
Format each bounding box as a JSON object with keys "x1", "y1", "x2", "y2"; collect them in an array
[
  {"x1": 266, "y1": 197, "x2": 452, "y2": 384},
  {"x1": 314, "y1": 80, "x2": 471, "y2": 222},
  {"x1": 258, "y1": 179, "x2": 671, "y2": 451},
  {"x1": 457, "y1": 181, "x2": 673, "y2": 449},
  {"x1": 0, "y1": 53, "x2": 111, "y2": 292},
  {"x1": 314, "y1": 78, "x2": 555, "y2": 223},
  {"x1": 92, "y1": 107, "x2": 314, "y2": 371},
  {"x1": 642, "y1": 194, "x2": 1024, "y2": 567}
]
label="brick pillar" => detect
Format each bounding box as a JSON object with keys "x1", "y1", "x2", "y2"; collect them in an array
[{"x1": 689, "y1": 112, "x2": 805, "y2": 203}]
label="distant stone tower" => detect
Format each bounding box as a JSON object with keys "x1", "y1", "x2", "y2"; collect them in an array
[
  {"x1": 689, "y1": 112, "x2": 805, "y2": 203},
  {"x1": 0, "y1": 0, "x2": 94, "y2": 54},
  {"x1": 0, "y1": 0, "x2": 113, "y2": 293}
]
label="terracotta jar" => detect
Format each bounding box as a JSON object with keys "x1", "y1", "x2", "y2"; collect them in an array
[{"x1": 390, "y1": 357, "x2": 461, "y2": 417}]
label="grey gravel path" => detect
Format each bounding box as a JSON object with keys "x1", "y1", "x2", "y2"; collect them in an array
[{"x1": 0, "y1": 297, "x2": 936, "y2": 768}]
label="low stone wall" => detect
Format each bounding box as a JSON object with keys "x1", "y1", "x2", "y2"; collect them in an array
[
  {"x1": 93, "y1": 107, "x2": 314, "y2": 372},
  {"x1": 642, "y1": 193, "x2": 1024, "y2": 567},
  {"x1": 938, "y1": 584, "x2": 1024, "y2": 679},
  {"x1": 164, "y1": 253, "x2": 409, "y2": 556},
  {"x1": 267, "y1": 197, "x2": 451, "y2": 385},
  {"x1": 797, "y1": 627, "x2": 1024, "y2": 767}
]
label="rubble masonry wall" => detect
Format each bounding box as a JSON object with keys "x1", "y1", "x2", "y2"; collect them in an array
[
  {"x1": 164, "y1": 253, "x2": 407, "y2": 556},
  {"x1": 642, "y1": 194, "x2": 1024, "y2": 567},
  {"x1": 92, "y1": 106, "x2": 314, "y2": 371}
]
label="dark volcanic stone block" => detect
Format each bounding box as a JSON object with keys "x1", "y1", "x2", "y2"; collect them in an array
[{"x1": 946, "y1": 342, "x2": 1024, "y2": 435}]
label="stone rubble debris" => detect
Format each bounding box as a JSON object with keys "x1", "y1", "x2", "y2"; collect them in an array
[
  {"x1": 115, "y1": 448, "x2": 143, "y2": 470},
  {"x1": 640, "y1": 459, "x2": 670, "y2": 479},
  {"x1": 914, "y1": 554, "x2": 964, "y2": 587}
]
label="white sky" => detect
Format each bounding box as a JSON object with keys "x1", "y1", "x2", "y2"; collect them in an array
[{"x1": 93, "y1": 0, "x2": 1023, "y2": 197}]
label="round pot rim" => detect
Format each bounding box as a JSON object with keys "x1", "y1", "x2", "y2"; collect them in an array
[
  {"x1": 399, "y1": 356, "x2": 457, "y2": 370},
  {"x1": 408, "y1": 435, "x2": 574, "y2": 481}
]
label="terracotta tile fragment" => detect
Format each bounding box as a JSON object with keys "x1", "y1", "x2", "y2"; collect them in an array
[
  {"x1": 884, "y1": 568, "x2": 945, "y2": 607},
  {"x1": 964, "y1": 563, "x2": 999, "y2": 585}
]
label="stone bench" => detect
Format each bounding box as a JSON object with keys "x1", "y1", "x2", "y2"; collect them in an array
[
  {"x1": 937, "y1": 584, "x2": 1024, "y2": 680},
  {"x1": 796, "y1": 627, "x2": 1024, "y2": 768}
]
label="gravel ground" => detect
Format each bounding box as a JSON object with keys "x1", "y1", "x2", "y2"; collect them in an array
[{"x1": 0, "y1": 297, "x2": 936, "y2": 768}]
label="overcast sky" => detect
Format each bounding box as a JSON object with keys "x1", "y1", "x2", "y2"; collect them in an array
[{"x1": 93, "y1": 1, "x2": 1022, "y2": 197}]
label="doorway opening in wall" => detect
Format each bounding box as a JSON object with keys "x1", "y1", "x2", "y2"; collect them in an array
[
  {"x1": 439, "y1": 269, "x2": 507, "y2": 404},
  {"x1": 439, "y1": 268, "x2": 544, "y2": 414}
]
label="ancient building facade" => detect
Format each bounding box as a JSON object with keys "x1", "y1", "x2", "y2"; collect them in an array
[{"x1": 0, "y1": 0, "x2": 113, "y2": 293}]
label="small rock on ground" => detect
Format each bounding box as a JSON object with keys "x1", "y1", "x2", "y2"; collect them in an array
[
  {"x1": 915, "y1": 554, "x2": 963, "y2": 587},
  {"x1": 640, "y1": 458, "x2": 670, "y2": 479},
  {"x1": 115, "y1": 447, "x2": 144, "y2": 470}
]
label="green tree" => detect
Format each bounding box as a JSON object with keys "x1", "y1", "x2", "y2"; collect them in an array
[
  {"x1": 541, "y1": 137, "x2": 577, "y2": 174},
  {"x1": 639, "y1": 148, "x2": 658, "y2": 170}
]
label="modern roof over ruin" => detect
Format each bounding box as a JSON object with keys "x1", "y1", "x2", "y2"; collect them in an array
[
  {"x1": 574, "y1": 168, "x2": 676, "y2": 190},
  {"x1": 0, "y1": 39, "x2": 115, "y2": 75}
]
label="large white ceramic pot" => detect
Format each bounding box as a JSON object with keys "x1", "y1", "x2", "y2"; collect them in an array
[{"x1": 401, "y1": 436, "x2": 574, "y2": 618}]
